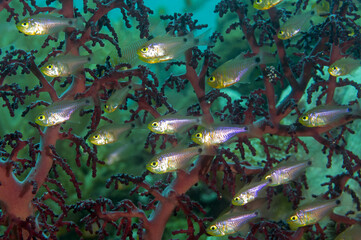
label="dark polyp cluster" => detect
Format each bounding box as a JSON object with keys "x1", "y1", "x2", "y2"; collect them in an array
[{"x1": 1, "y1": 0, "x2": 361, "y2": 239}]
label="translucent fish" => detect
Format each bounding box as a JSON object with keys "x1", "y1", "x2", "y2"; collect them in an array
[
  {"x1": 146, "y1": 146, "x2": 206, "y2": 174},
  {"x1": 148, "y1": 115, "x2": 202, "y2": 134},
  {"x1": 253, "y1": 0, "x2": 284, "y2": 10},
  {"x1": 335, "y1": 224, "x2": 361, "y2": 240},
  {"x1": 88, "y1": 123, "x2": 135, "y2": 145},
  {"x1": 191, "y1": 125, "x2": 248, "y2": 145},
  {"x1": 136, "y1": 30, "x2": 210, "y2": 63},
  {"x1": 40, "y1": 54, "x2": 93, "y2": 77},
  {"x1": 104, "y1": 83, "x2": 142, "y2": 113},
  {"x1": 232, "y1": 180, "x2": 270, "y2": 206},
  {"x1": 328, "y1": 57, "x2": 361, "y2": 77},
  {"x1": 16, "y1": 13, "x2": 85, "y2": 36},
  {"x1": 299, "y1": 103, "x2": 361, "y2": 128},
  {"x1": 264, "y1": 159, "x2": 311, "y2": 186},
  {"x1": 35, "y1": 98, "x2": 92, "y2": 127},
  {"x1": 206, "y1": 210, "x2": 259, "y2": 236},
  {"x1": 312, "y1": 0, "x2": 330, "y2": 17},
  {"x1": 287, "y1": 199, "x2": 340, "y2": 230},
  {"x1": 207, "y1": 51, "x2": 275, "y2": 89},
  {"x1": 277, "y1": 11, "x2": 313, "y2": 40}
]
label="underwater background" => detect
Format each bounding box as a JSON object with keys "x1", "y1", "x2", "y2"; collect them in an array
[{"x1": 1, "y1": 0, "x2": 361, "y2": 239}]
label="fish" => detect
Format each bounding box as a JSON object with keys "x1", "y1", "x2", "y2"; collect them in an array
[
  {"x1": 287, "y1": 198, "x2": 340, "y2": 230},
  {"x1": 328, "y1": 57, "x2": 361, "y2": 77},
  {"x1": 207, "y1": 51, "x2": 275, "y2": 89},
  {"x1": 136, "y1": 30, "x2": 210, "y2": 63},
  {"x1": 264, "y1": 159, "x2": 311, "y2": 186},
  {"x1": 35, "y1": 97, "x2": 92, "y2": 127},
  {"x1": 88, "y1": 123, "x2": 135, "y2": 145},
  {"x1": 16, "y1": 13, "x2": 85, "y2": 36},
  {"x1": 146, "y1": 146, "x2": 206, "y2": 174},
  {"x1": 253, "y1": 0, "x2": 284, "y2": 10},
  {"x1": 312, "y1": 0, "x2": 330, "y2": 17},
  {"x1": 148, "y1": 115, "x2": 202, "y2": 134},
  {"x1": 277, "y1": 11, "x2": 314, "y2": 40},
  {"x1": 191, "y1": 125, "x2": 248, "y2": 145},
  {"x1": 40, "y1": 54, "x2": 93, "y2": 77},
  {"x1": 335, "y1": 224, "x2": 361, "y2": 240},
  {"x1": 104, "y1": 83, "x2": 142, "y2": 113},
  {"x1": 206, "y1": 210, "x2": 259, "y2": 236},
  {"x1": 232, "y1": 179, "x2": 270, "y2": 206},
  {"x1": 298, "y1": 103, "x2": 361, "y2": 128}
]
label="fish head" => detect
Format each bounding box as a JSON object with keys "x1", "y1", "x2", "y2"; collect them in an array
[
  {"x1": 146, "y1": 158, "x2": 167, "y2": 174},
  {"x1": 206, "y1": 222, "x2": 225, "y2": 236},
  {"x1": 191, "y1": 130, "x2": 206, "y2": 145},
  {"x1": 148, "y1": 119, "x2": 169, "y2": 134},
  {"x1": 298, "y1": 112, "x2": 313, "y2": 127},
  {"x1": 207, "y1": 73, "x2": 224, "y2": 89},
  {"x1": 16, "y1": 18, "x2": 38, "y2": 35},
  {"x1": 328, "y1": 65, "x2": 343, "y2": 77},
  {"x1": 287, "y1": 212, "x2": 304, "y2": 230},
  {"x1": 137, "y1": 42, "x2": 169, "y2": 63},
  {"x1": 277, "y1": 29, "x2": 289, "y2": 40},
  {"x1": 40, "y1": 61, "x2": 66, "y2": 77},
  {"x1": 253, "y1": 0, "x2": 274, "y2": 10},
  {"x1": 88, "y1": 130, "x2": 111, "y2": 145},
  {"x1": 104, "y1": 103, "x2": 118, "y2": 113},
  {"x1": 35, "y1": 111, "x2": 55, "y2": 126},
  {"x1": 232, "y1": 194, "x2": 247, "y2": 206}
]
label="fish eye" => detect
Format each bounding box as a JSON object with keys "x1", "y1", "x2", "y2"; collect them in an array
[
  {"x1": 290, "y1": 215, "x2": 298, "y2": 221},
  {"x1": 105, "y1": 105, "x2": 108, "y2": 109},
  {"x1": 47, "y1": 64, "x2": 53, "y2": 69},
  {"x1": 38, "y1": 114, "x2": 45, "y2": 120},
  {"x1": 195, "y1": 133, "x2": 202, "y2": 138},
  {"x1": 234, "y1": 197, "x2": 240, "y2": 201},
  {"x1": 151, "y1": 161, "x2": 158, "y2": 167},
  {"x1": 93, "y1": 135, "x2": 99, "y2": 139},
  {"x1": 279, "y1": 30, "x2": 284, "y2": 35},
  {"x1": 141, "y1": 47, "x2": 148, "y2": 53},
  {"x1": 21, "y1": 22, "x2": 28, "y2": 27},
  {"x1": 302, "y1": 116, "x2": 308, "y2": 121},
  {"x1": 209, "y1": 225, "x2": 217, "y2": 230},
  {"x1": 152, "y1": 122, "x2": 159, "y2": 127},
  {"x1": 256, "y1": 0, "x2": 262, "y2": 3},
  {"x1": 208, "y1": 76, "x2": 216, "y2": 82}
]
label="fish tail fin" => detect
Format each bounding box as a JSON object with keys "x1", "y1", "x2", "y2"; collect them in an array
[
  {"x1": 193, "y1": 28, "x2": 214, "y2": 47},
  {"x1": 199, "y1": 145, "x2": 217, "y2": 156},
  {"x1": 258, "y1": 47, "x2": 277, "y2": 65},
  {"x1": 351, "y1": 99, "x2": 361, "y2": 117},
  {"x1": 74, "y1": 16, "x2": 86, "y2": 31}
]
